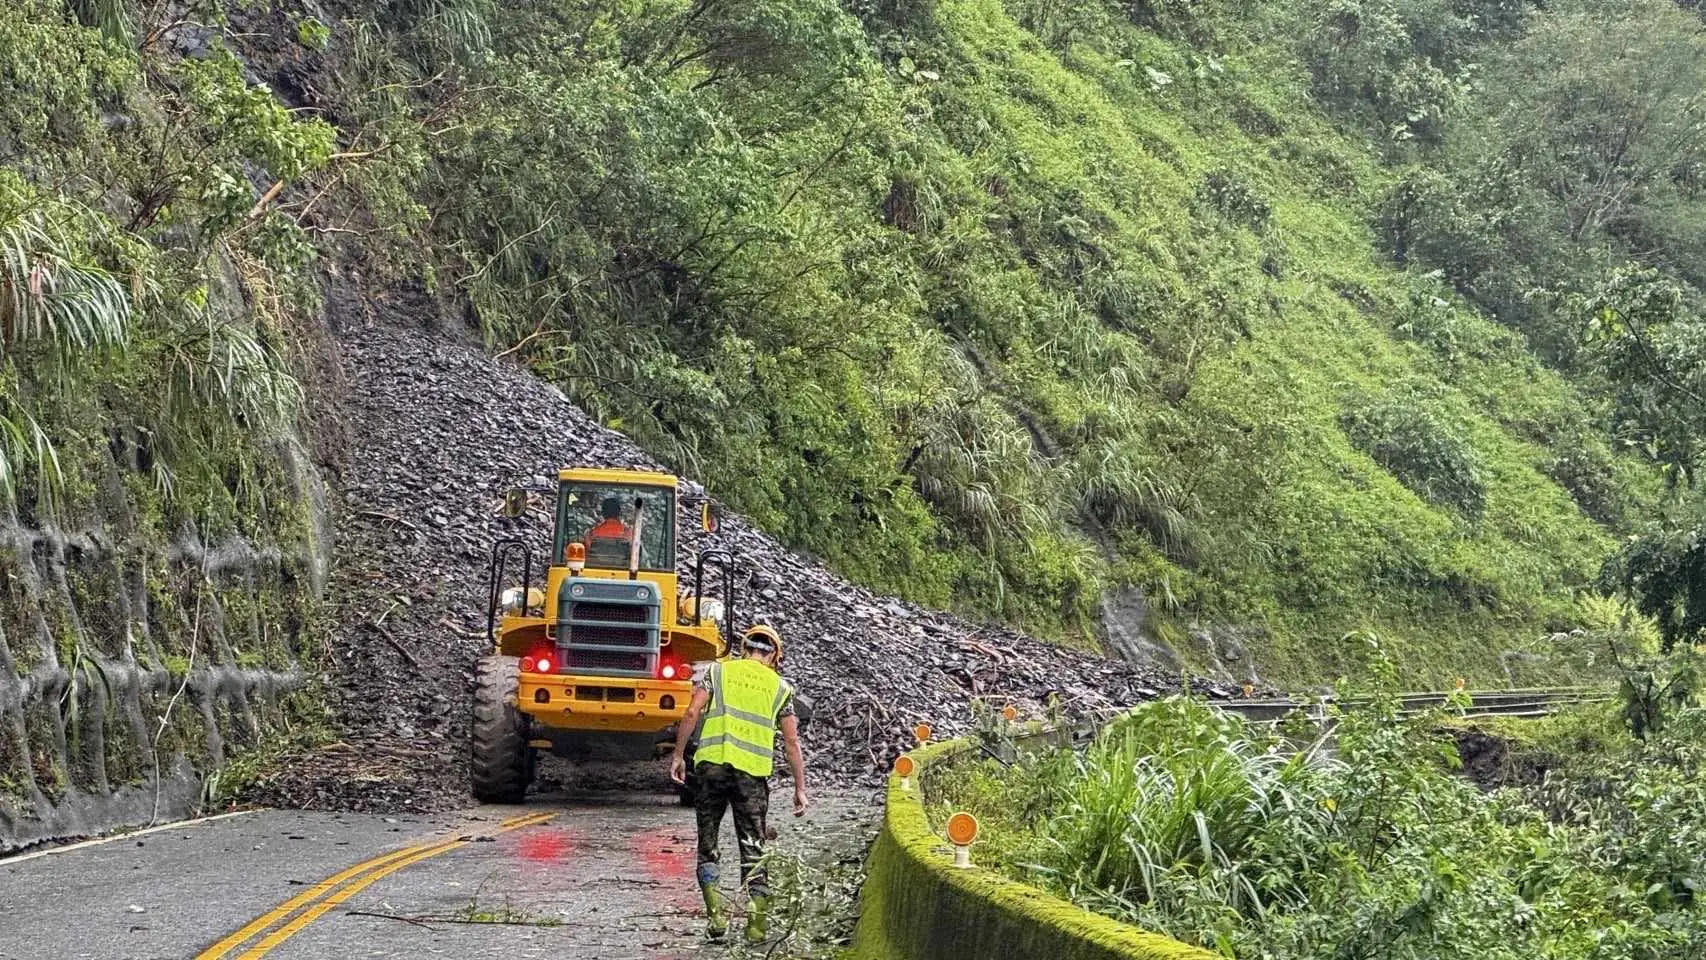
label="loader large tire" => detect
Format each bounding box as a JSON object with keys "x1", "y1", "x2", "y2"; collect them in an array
[{"x1": 471, "y1": 655, "x2": 534, "y2": 804}]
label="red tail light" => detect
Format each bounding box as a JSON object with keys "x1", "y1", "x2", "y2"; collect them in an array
[
  {"x1": 660, "y1": 662, "x2": 678, "y2": 680},
  {"x1": 522, "y1": 650, "x2": 555, "y2": 674},
  {"x1": 657, "y1": 654, "x2": 684, "y2": 681}
]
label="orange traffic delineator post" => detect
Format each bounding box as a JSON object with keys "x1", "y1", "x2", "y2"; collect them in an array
[
  {"x1": 895, "y1": 754, "x2": 916, "y2": 791},
  {"x1": 946, "y1": 812, "x2": 979, "y2": 869},
  {"x1": 914, "y1": 723, "x2": 932, "y2": 745}
]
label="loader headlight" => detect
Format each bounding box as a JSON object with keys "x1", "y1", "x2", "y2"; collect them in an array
[
  {"x1": 635, "y1": 587, "x2": 650, "y2": 601},
  {"x1": 501, "y1": 587, "x2": 526, "y2": 615}
]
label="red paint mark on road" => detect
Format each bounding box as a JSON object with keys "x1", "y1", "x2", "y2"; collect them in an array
[
  {"x1": 631, "y1": 827, "x2": 698, "y2": 910},
  {"x1": 515, "y1": 826, "x2": 580, "y2": 864},
  {"x1": 632, "y1": 828, "x2": 692, "y2": 880},
  {"x1": 628, "y1": 827, "x2": 709, "y2": 960}
]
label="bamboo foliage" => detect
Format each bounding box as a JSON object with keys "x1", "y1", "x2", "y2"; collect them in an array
[
  {"x1": 387, "y1": 0, "x2": 494, "y2": 62},
  {"x1": 0, "y1": 204, "x2": 133, "y2": 358},
  {"x1": 0, "y1": 194, "x2": 135, "y2": 505},
  {"x1": 159, "y1": 308, "x2": 301, "y2": 434},
  {"x1": 65, "y1": 0, "x2": 132, "y2": 44},
  {"x1": 0, "y1": 189, "x2": 301, "y2": 511},
  {"x1": 0, "y1": 406, "x2": 62, "y2": 505}
]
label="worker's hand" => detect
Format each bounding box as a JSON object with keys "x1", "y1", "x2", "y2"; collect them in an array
[
  {"x1": 793, "y1": 785, "x2": 809, "y2": 817},
  {"x1": 669, "y1": 754, "x2": 687, "y2": 785}
]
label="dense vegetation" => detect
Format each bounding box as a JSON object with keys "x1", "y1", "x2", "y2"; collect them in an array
[
  {"x1": 0, "y1": 0, "x2": 323, "y2": 534},
  {"x1": 0, "y1": 2, "x2": 331, "y2": 819},
  {"x1": 4, "y1": 0, "x2": 1705, "y2": 683},
  {"x1": 936, "y1": 639, "x2": 1706, "y2": 958}
]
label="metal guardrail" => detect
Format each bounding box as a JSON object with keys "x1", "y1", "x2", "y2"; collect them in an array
[
  {"x1": 1217, "y1": 685, "x2": 1613, "y2": 723},
  {"x1": 974, "y1": 686, "x2": 1613, "y2": 764}
]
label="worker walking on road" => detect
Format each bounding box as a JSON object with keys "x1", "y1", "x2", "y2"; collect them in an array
[{"x1": 670, "y1": 624, "x2": 809, "y2": 943}]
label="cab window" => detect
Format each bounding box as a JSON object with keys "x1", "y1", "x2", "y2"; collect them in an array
[{"x1": 555, "y1": 482, "x2": 674, "y2": 571}]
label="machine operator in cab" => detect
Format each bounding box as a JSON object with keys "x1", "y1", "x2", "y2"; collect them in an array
[
  {"x1": 582, "y1": 496, "x2": 634, "y2": 565},
  {"x1": 669, "y1": 624, "x2": 808, "y2": 943},
  {"x1": 586, "y1": 496, "x2": 632, "y2": 541}
]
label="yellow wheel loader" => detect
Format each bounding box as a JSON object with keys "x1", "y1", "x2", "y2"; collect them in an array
[{"x1": 471, "y1": 467, "x2": 739, "y2": 803}]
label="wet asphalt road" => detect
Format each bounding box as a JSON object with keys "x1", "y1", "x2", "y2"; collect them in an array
[{"x1": 0, "y1": 790, "x2": 873, "y2": 960}]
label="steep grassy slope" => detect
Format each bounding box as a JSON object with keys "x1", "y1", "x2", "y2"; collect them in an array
[
  {"x1": 3, "y1": 0, "x2": 1651, "y2": 690},
  {"x1": 863, "y1": 0, "x2": 1621, "y2": 684},
  {"x1": 353, "y1": 0, "x2": 1625, "y2": 685}
]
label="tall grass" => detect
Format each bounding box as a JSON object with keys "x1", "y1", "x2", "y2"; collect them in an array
[
  {"x1": 908, "y1": 360, "x2": 1056, "y2": 549},
  {"x1": 1027, "y1": 698, "x2": 1340, "y2": 919},
  {"x1": 65, "y1": 0, "x2": 133, "y2": 44},
  {"x1": 943, "y1": 681, "x2": 1706, "y2": 958}
]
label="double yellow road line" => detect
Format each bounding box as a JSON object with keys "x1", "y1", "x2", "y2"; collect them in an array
[{"x1": 198, "y1": 811, "x2": 556, "y2": 959}]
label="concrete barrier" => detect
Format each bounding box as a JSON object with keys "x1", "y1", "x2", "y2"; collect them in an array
[{"x1": 850, "y1": 738, "x2": 1219, "y2": 960}]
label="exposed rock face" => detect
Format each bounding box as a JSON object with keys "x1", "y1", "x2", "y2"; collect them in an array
[
  {"x1": 1098, "y1": 585, "x2": 1179, "y2": 671},
  {"x1": 1453, "y1": 727, "x2": 1554, "y2": 791},
  {"x1": 248, "y1": 306, "x2": 1225, "y2": 811},
  {"x1": 0, "y1": 496, "x2": 316, "y2": 852},
  {"x1": 1186, "y1": 624, "x2": 1266, "y2": 686}
]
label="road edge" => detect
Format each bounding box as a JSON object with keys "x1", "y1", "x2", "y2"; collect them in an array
[
  {"x1": 1, "y1": 809, "x2": 258, "y2": 865},
  {"x1": 848, "y1": 738, "x2": 1214, "y2": 960}
]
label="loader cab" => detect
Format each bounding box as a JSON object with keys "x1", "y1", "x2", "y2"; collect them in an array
[
  {"x1": 533, "y1": 468, "x2": 732, "y2": 676},
  {"x1": 553, "y1": 480, "x2": 676, "y2": 575}
]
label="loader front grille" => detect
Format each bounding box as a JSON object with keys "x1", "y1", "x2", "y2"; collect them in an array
[
  {"x1": 556, "y1": 578, "x2": 661, "y2": 677},
  {"x1": 566, "y1": 649, "x2": 648, "y2": 673},
  {"x1": 568, "y1": 601, "x2": 648, "y2": 624},
  {"x1": 572, "y1": 623, "x2": 650, "y2": 648}
]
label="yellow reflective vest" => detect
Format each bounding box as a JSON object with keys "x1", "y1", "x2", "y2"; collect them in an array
[{"x1": 694, "y1": 658, "x2": 793, "y2": 778}]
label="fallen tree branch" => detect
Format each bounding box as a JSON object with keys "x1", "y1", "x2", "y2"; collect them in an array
[
  {"x1": 372, "y1": 623, "x2": 424, "y2": 671},
  {"x1": 494, "y1": 324, "x2": 556, "y2": 361},
  {"x1": 398, "y1": 913, "x2": 560, "y2": 928},
  {"x1": 358, "y1": 510, "x2": 421, "y2": 532},
  {"x1": 247, "y1": 180, "x2": 287, "y2": 220},
  {"x1": 345, "y1": 910, "x2": 437, "y2": 929}
]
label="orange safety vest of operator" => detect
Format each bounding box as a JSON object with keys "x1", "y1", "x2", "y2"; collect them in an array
[{"x1": 587, "y1": 518, "x2": 631, "y2": 540}]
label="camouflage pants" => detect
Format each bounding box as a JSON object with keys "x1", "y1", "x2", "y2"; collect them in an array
[{"x1": 694, "y1": 762, "x2": 770, "y2": 895}]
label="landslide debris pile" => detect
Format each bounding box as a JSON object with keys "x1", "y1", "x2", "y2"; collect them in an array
[{"x1": 252, "y1": 311, "x2": 1213, "y2": 811}]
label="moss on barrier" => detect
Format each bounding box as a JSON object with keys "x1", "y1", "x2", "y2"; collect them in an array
[{"x1": 851, "y1": 739, "x2": 1217, "y2": 960}]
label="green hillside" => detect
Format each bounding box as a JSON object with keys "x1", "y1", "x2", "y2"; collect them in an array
[{"x1": 6, "y1": 0, "x2": 1705, "y2": 686}]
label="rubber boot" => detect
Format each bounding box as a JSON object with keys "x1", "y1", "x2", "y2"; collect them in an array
[
  {"x1": 698, "y1": 865, "x2": 728, "y2": 941},
  {"x1": 744, "y1": 893, "x2": 771, "y2": 944}
]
